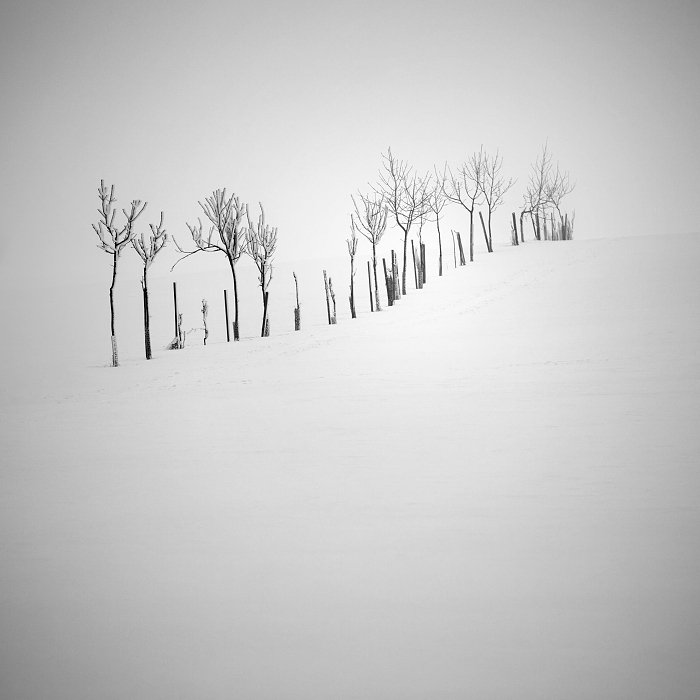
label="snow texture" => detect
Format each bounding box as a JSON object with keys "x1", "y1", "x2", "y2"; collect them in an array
[{"x1": 1, "y1": 235, "x2": 699, "y2": 699}]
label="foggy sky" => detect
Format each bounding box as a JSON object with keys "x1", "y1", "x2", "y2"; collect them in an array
[{"x1": 1, "y1": 0, "x2": 698, "y2": 285}]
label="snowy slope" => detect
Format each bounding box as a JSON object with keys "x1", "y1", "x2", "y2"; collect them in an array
[{"x1": 1, "y1": 235, "x2": 699, "y2": 699}]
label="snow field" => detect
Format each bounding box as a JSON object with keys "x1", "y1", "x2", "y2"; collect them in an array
[{"x1": 1, "y1": 234, "x2": 699, "y2": 699}]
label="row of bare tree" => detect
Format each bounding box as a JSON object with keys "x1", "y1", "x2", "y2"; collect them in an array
[
  {"x1": 92, "y1": 182, "x2": 279, "y2": 366},
  {"x1": 346, "y1": 145, "x2": 574, "y2": 313}
]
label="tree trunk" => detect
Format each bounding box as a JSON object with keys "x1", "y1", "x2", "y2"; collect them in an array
[
  {"x1": 437, "y1": 219, "x2": 443, "y2": 276},
  {"x1": 411, "y1": 240, "x2": 419, "y2": 289},
  {"x1": 401, "y1": 229, "x2": 409, "y2": 295},
  {"x1": 229, "y1": 258, "x2": 240, "y2": 341},
  {"x1": 323, "y1": 269, "x2": 332, "y2": 324},
  {"x1": 261, "y1": 290, "x2": 270, "y2": 337},
  {"x1": 110, "y1": 251, "x2": 118, "y2": 367},
  {"x1": 487, "y1": 210, "x2": 494, "y2": 252},
  {"x1": 349, "y1": 259, "x2": 356, "y2": 319},
  {"x1": 224, "y1": 289, "x2": 230, "y2": 342},
  {"x1": 367, "y1": 260, "x2": 374, "y2": 312},
  {"x1": 172, "y1": 281, "x2": 178, "y2": 340},
  {"x1": 452, "y1": 230, "x2": 457, "y2": 268},
  {"x1": 372, "y1": 246, "x2": 381, "y2": 311},
  {"x1": 469, "y1": 211, "x2": 474, "y2": 262},
  {"x1": 329, "y1": 277, "x2": 337, "y2": 324},
  {"x1": 393, "y1": 251, "x2": 400, "y2": 300},
  {"x1": 421, "y1": 243, "x2": 426, "y2": 285},
  {"x1": 142, "y1": 271, "x2": 152, "y2": 360},
  {"x1": 512, "y1": 212, "x2": 519, "y2": 246}
]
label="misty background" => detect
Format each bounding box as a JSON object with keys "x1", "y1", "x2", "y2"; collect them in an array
[{"x1": 1, "y1": 0, "x2": 698, "y2": 294}]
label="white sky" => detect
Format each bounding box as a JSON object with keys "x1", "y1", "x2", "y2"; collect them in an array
[{"x1": 1, "y1": 0, "x2": 698, "y2": 285}]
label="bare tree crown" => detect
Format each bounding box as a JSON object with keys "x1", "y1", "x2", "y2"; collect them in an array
[
  {"x1": 443, "y1": 148, "x2": 485, "y2": 213},
  {"x1": 92, "y1": 180, "x2": 147, "y2": 255},
  {"x1": 132, "y1": 212, "x2": 167, "y2": 270},
  {"x1": 173, "y1": 188, "x2": 247, "y2": 269},
  {"x1": 351, "y1": 192, "x2": 388, "y2": 245},
  {"x1": 481, "y1": 149, "x2": 515, "y2": 214},
  {"x1": 374, "y1": 148, "x2": 431, "y2": 235},
  {"x1": 246, "y1": 202, "x2": 277, "y2": 290}
]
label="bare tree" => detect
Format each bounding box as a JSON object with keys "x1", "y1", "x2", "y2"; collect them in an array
[
  {"x1": 347, "y1": 226, "x2": 358, "y2": 319},
  {"x1": 428, "y1": 170, "x2": 448, "y2": 276},
  {"x1": 546, "y1": 162, "x2": 575, "y2": 226},
  {"x1": 443, "y1": 148, "x2": 484, "y2": 261},
  {"x1": 480, "y1": 149, "x2": 515, "y2": 252},
  {"x1": 173, "y1": 189, "x2": 247, "y2": 340},
  {"x1": 246, "y1": 202, "x2": 277, "y2": 337},
  {"x1": 351, "y1": 192, "x2": 388, "y2": 311},
  {"x1": 374, "y1": 148, "x2": 431, "y2": 295},
  {"x1": 131, "y1": 212, "x2": 167, "y2": 360},
  {"x1": 522, "y1": 143, "x2": 575, "y2": 240},
  {"x1": 92, "y1": 180, "x2": 147, "y2": 367}
]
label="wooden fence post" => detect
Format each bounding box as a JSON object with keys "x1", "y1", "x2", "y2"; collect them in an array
[{"x1": 293, "y1": 272, "x2": 301, "y2": 330}]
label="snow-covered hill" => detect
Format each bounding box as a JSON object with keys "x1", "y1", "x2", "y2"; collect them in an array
[{"x1": 2, "y1": 235, "x2": 699, "y2": 699}]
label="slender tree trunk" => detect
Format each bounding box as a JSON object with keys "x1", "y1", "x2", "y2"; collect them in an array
[
  {"x1": 142, "y1": 270, "x2": 151, "y2": 360},
  {"x1": 224, "y1": 289, "x2": 230, "y2": 341},
  {"x1": 229, "y1": 258, "x2": 240, "y2": 341},
  {"x1": 173, "y1": 281, "x2": 179, "y2": 339},
  {"x1": 512, "y1": 212, "x2": 519, "y2": 246},
  {"x1": 421, "y1": 243, "x2": 426, "y2": 285},
  {"x1": 469, "y1": 211, "x2": 475, "y2": 262},
  {"x1": 452, "y1": 230, "x2": 457, "y2": 268},
  {"x1": 437, "y1": 219, "x2": 443, "y2": 276},
  {"x1": 349, "y1": 258, "x2": 356, "y2": 318},
  {"x1": 110, "y1": 251, "x2": 118, "y2": 367},
  {"x1": 401, "y1": 229, "x2": 409, "y2": 295},
  {"x1": 487, "y1": 210, "x2": 494, "y2": 252},
  {"x1": 392, "y1": 251, "x2": 400, "y2": 300},
  {"x1": 367, "y1": 260, "x2": 374, "y2": 312},
  {"x1": 261, "y1": 289, "x2": 269, "y2": 337},
  {"x1": 324, "y1": 269, "x2": 332, "y2": 323},
  {"x1": 372, "y1": 245, "x2": 381, "y2": 311},
  {"x1": 411, "y1": 240, "x2": 419, "y2": 289}
]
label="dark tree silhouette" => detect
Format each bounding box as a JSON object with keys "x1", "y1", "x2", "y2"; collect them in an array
[
  {"x1": 444, "y1": 149, "x2": 484, "y2": 260},
  {"x1": 174, "y1": 189, "x2": 247, "y2": 340},
  {"x1": 92, "y1": 180, "x2": 147, "y2": 367},
  {"x1": 374, "y1": 148, "x2": 431, "y2": 295},
  {"x1": 351, "y1": 192, "x2": 388, "y2": 311},
  {"x1": 131, "y1": 212, "x2": 167, "y2": 360},
  {"x1": 428, "y1": 170, "x2": 448, "y2": 276},
  {"x1": 246, "y1": 203, "x2": 277, "y2": 337},
  {"x1": 347, "y1": 227, "x2": 358, "y2": 319},
  {"x1": 481, "y1": 149, "x2": 514, "y2": 252}
]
